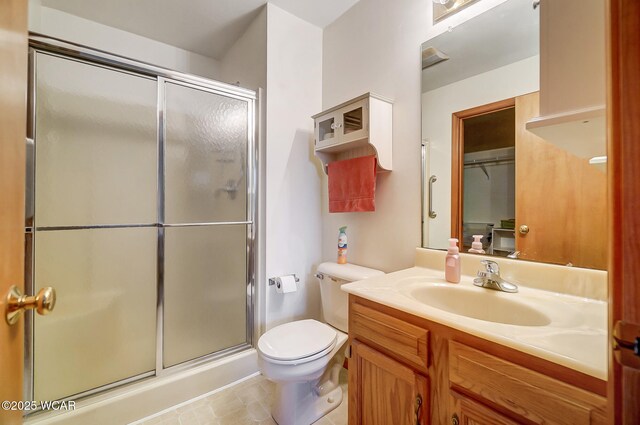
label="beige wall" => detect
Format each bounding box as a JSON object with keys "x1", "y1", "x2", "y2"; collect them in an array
[
  {"x1": 218, "y1": 4, "x2": 324, "y2": 332},
  {"x1": 321, "y1": 0, "x2": 430, "y2": 272},
  {"x1": 321, "y1": 0, "x2": 538, "y2": 271},
  {"x1": 29, "y1": 3, "x2": 221, "y2": 79},
  {"x1": 219, "y1": 7, "x2": 267, "y2": 91},
  {"x1": 265, "y1": 4, "x2": 324, "y2": 329}
]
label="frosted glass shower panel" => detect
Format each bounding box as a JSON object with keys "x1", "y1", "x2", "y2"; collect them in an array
[
  {"x1": 165, "y1": 82, "x2": 249, "y2": 224},
  {"x1": 163, "y1": 225, "x2": 248, "y2": 367},
  {"x1": 33, "y1": 228, "x2": 157, "y2": 401},
  {"x1": 35, "y1": 53, "x2": 158, "y2": 227}
]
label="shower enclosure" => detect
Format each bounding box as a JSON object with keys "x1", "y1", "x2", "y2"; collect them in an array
[{"x1": 24, "y1": 36, "x2": 256, "y2": 405}]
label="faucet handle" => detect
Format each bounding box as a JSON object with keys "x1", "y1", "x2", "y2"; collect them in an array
[{"x1": 480, "y1": 260, "x2": 500, "y2": 274}]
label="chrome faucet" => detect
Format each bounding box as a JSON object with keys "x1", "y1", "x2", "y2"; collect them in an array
[
  {"x1": 473, "y1": 260, "x2": 518, "y2": 293},
  {"x1": 507, "y1": 250, "x2": 520, "y2": 259}
]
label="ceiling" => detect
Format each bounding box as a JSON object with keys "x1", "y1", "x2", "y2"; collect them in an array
[
  {"x1": 41, "y1": 0, "x2": 360, "y2": 60},
  {"x1": 269, "y1": 0, "x2": 360, "y2": 28},
  {"x1": 421, "y1": 0, "x2": 539, "y2": 92}
]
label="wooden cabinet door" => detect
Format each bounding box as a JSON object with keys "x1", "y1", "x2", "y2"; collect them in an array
[
  {"x1": 349, "y1": 340, "x2": 428, "y2": 425},
  {"x1": 514, "y1": 92, "x2": 607, "y2": 269},
  {"x1": 451, "y1": 391, "x2": 518, "y2": 425}
]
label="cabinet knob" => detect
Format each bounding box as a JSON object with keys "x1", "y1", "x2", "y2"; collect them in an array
[
  {"x1": 415, "y1": 395, "x2": 423, "y2": 425},
  {"x1": 519, "y1": 224, "x2": 530, "y2": 235},
  {"x1": 451, "y1": 413, "x2": 460, "y2": 425}
]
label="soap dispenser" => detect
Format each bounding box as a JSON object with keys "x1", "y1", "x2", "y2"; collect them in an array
[
  {"x1": 468, "y1": 235, "x2": 486, "y2": 254},
  {"x1": 445, "y1": 238, "x2": 461, "y2": 283}
]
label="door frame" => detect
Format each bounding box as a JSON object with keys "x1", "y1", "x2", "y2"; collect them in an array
[
  {"x1": 607, "y1": 0, "x2": 640, "y2": 422},
  {"x1": 450, "y1": 97, "x2": 516, "y2": 244},
  {"x1": 0, "y1": 1, "x2": 28, "y2": 424}
]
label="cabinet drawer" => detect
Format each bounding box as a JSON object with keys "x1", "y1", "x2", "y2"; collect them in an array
[
  {"x1": 350, "y1": 302, "x2": 429, "y2": 372},
  {"x1": 449, "y1": 341, "x2": 606, "y2": 425},
  {"x1": 451, "y1": 390, "x2": 519, "y2": 425}
]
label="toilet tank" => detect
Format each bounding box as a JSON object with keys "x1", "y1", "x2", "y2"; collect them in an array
[{"x1": 316, "y1": 262, "x2": 384, "y2": 332}]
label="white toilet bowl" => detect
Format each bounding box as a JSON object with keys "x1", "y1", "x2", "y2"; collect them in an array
[
  {"x1": 258, "y1": 319, "x2": 348, "y2": 425},
  {"x1": 258, "y1": 263, "x2": 384, "y2": 425}
]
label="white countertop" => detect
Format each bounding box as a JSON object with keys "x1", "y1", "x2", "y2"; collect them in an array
[{"x1": 342, "y1": 266, "x2": 607, "y2": 380}]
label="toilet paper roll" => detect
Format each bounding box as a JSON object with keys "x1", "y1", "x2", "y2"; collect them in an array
[{"x1": 275, "y1": 275, "x2": 297, "y2": 294}]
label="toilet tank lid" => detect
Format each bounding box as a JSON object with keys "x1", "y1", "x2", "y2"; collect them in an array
[{"x1": 317, "y1": 262, "x2": 384, "y2": 282}]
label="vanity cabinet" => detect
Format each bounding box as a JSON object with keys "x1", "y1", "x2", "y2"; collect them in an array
[
  {"x1": 450, "y1": 391, "x2": 519, "y2": 425},
  {"x1": 348, "y1": 300, "x2": 429, "y2": 424},
  {"x1": 347, "y1": 295, "x2": 607, "y2": 425},
  {"x1": 349, "y1": 341, "x2": 428, "y2": 425},
  {"x1": 448, "y1": 341, "x2": 607, "y2": 425},
  {"x1": 312, "y1": 93, "x2": 392, "y2": 172}
]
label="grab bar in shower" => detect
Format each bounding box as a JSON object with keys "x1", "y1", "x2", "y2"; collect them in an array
[{"x1": 428, "y1": 175, "x2": 437, "y2": 219}]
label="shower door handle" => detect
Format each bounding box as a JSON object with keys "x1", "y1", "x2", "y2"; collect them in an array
[{"x1": 5, "y1": 285, "x2": 56, "y2": 325}]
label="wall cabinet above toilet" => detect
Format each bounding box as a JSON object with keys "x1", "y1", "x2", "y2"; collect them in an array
[{"x1": 312, "y1": 93, "x2": 393, "y2": 173}]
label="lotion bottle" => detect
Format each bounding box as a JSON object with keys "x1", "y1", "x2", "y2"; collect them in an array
[
  {"x1": 337, "y1": 226, "x2": 348, "y2": 264},
  {"x1": 468, "y1": 235, "x2": 486, "y2": 254},
  {"x1": 445, "y1": 238, "x2": 461, "y2": 283}
]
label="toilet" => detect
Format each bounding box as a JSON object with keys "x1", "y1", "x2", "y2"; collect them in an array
[{"x1": 258, "y1": 262, "x2": 384, "y2": 425}]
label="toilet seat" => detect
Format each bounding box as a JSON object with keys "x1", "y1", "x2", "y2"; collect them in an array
[{"x1": 258, "y1": 319, "x2": 337, "y2": 365}]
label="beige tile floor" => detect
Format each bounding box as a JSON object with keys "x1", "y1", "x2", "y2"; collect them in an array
[{"x1": 133, "y1": 369, "x2": 348, "y2": 425}]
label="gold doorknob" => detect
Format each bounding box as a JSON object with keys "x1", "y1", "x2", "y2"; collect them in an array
[
  {"x1": 519, "y1": 224, "x2": 530, "y2": 235},
  {"x1": 5, "y1": 285, "x2": 56, "y2": 326}
]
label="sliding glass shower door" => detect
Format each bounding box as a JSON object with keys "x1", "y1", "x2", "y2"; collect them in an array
[
  {"x1": 162, "y1": 81, "x2": 250, "y2": 367},
  {"x1": 28, "y1": 47, "x2": 255, "y2": 403},
  {"x1": 32, "y1": 53, "x2": 159, "y2": 402}
]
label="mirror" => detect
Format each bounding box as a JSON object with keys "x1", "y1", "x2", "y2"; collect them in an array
[{"x1": 421, "y1": 0, "x2": 607, "y2": 270}]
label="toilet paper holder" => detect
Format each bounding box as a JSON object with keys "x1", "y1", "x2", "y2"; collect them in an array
[{"x1": 268, "y1": 275, "x2": 300, "y2": 286}]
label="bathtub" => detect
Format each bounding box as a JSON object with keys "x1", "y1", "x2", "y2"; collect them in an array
[{"x1": 25, "y1": 349, "x2": 258, "y2": 425}]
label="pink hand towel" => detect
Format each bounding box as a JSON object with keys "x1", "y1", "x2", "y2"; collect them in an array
[{"x1": 328, "y1": 155, "x2": 377, "y2": 213}]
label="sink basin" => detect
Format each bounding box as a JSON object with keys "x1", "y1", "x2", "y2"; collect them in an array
[{"x1": 406, "y1": 285, "x2": 552, "y2": 326}]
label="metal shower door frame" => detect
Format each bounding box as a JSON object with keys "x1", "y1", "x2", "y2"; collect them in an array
[{"x1": 24, "y1": 34, "x2": 257, "y2": 407}]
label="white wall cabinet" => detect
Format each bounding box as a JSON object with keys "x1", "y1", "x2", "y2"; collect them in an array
[
  {"x1": 526, "y1": 0, "x2": 606, "y2": 160},
  {"x1": 312, "y1": 92, "x2": 392, "y2": 173}
]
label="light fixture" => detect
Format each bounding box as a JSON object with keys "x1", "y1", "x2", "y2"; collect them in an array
[{"x1": 432, "y1": 0, "x2": 480, "y2": 22}]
